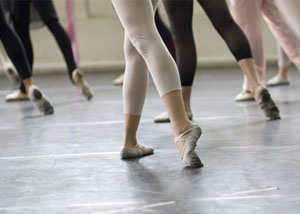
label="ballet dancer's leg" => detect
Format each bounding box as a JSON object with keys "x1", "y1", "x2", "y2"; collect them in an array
[
  {"x1": 156, "y1": 0, "x2": 279, "y2": 121},
  {"x1": 267, "y1": 44, "x2": 291, "y2": 86},
  {"x1": 112, "y1": 0, "x2": 202, "y2": 167},
  {"x1": 113, "y1": 9, "x2": 176, "y2": 86},
  {"x1": 154, "y1": 9, "x2": 176, "y2": 60},
  {"x1": 8, "y1": 0, "x2": 33, "y2": 101},
  {"x1": 262, "y1": 0, "x2": 300, "y2": 71},
  {"x1": 230, "y1": 0, "x2": 265, "y2": 101},
  {"x1": 33, "y1": 0, "x2": 93, "y2": 99},
  {"x1": 196, "y1": 0, "x2": 280, "y2": 119},
  {"x1": 0, "y1": 2, "x2": 53, "y2": 114},
  {"x1": 0, "y1": 41, "x2": 19, "y2": 83},
  {"x1": 155, "y1": 0, "x2": 195, "y2": 122}
]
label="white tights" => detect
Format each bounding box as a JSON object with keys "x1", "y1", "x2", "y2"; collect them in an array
[{"x1": 112, "y1": 0, "x2": 181, "y2": 115}]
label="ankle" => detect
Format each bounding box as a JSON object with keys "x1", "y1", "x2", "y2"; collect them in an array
[
  {"x1": 243, "y1": 90, "x2": 252, "y2": 94},
  {"x1": 123, "y1": 136, "x2": 138, "y2": 148},
  {"x1": 182, "y1": 86, "x2": 192, "y2": 114},
  {"x1": 251, "y1": 84, "x2": 262, "y2": 93},
  {"x1": 23, "y1": 78, "x2": 34, "y2": 94},
  {"x1": 278, "y1": 68, "x2": 289, "y2": 79},
  {"x1": 173, "y1": 120, "x2": 192, "y2": 138},
  {"x1": 184, "y1": 105, "x2": 192, "y2": 115}
]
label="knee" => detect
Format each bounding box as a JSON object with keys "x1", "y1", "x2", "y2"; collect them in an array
[
  {"x1": 125, "y1": 41, "x2": 138, "y2": 58},
  {"x1": 44, "y1": 18, "x2": 60, "y2": 29},
  {"x1": 127, "y1": 30, "x2": 155, "y2": 56},
  {"x1": 172, "y1": 26, "x2": 193, "y2": 43},
  {"x1": 221, "y1": 17, "x2": 237, "y2": 30},
  {"x1": 215, "y1": 17, "x2": 241, "y2": 38}
]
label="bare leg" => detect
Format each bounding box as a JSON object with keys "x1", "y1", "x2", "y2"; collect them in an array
[
  {"x1": 113, "y1": 73, "x2": 124, "y2": 85},
  {"x1": 23, "y1": 77, "x2": 34, "y2": 93},
  {"x1": 230, "y1": 0, "x2": 265, "y2": 98},
  {"x1": 238, "y1": 58, "x2": 261, "y2": 93},
  {"x1": 182, "y1": 86, "x2": 193, "y2": 115},
  {"x1": 123, "y1": 114, "x2": 141, "y2": 148},
  {"x1": 121, "y1": 114, "x2": 154, "y2": 159},
  {"x1": 162, "y1": 90, "x2": 192, "y2": 137},
  {"x1": 278, "y1": 66, "x2": 289, "y2": 79},
  {"x1": 154, "y1": 86, "x2": 193, "y2": 123},
  {"x1": 267, "y1": 44, "x2": 291, "y2": 86},
  {"x1": 113, "y1": 0, "x2": 202, "y2": 166}
]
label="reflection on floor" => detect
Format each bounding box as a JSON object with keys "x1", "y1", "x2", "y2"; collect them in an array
[{"x1": 0, "y1": 67, "x2": 299, "y2": 214}]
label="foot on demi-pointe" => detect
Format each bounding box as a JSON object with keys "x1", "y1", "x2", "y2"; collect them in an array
[
  {"x1": 113, "y1": 73, "x2": 124, "y2": 86},
  {"x1": 175, "y1": 123, "x2": 203, "y2": 168},
  {"x1": 266, "y1": 74, "x2": 290, "y2": 87},
  {"x1": 154, "y1": 111, "x2": 193, "y2": 123},
  {"x1": 5, "y1": 90, "x2": 29, "y2": 102},
  {"x1": 29, "y1": 85, "x2": 54, "y2": 115},
  {"x1": 72, "y1": 69, "x2": 94, "y2": 100},
  {"x1": 254, "y1": 86, "x2": 280, "y2": 120},
  {"x1": 235, "y1": 90, "x2": 255, "y2": 102},
  {"x1": 120, "y1": 143, "x2": 154, "y2": 159}
]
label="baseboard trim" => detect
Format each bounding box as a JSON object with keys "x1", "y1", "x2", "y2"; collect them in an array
[{"x1": 0, "y1": 56, "x2": 278, "y2": 76}]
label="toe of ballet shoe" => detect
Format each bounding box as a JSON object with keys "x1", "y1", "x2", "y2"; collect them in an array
[
  {"x1": 254, "y1": 86, "x2": 281, "y2": 120},
  {"x1": 266, "y1": 76, "x2": 290, "y2": 87},
  {"x1": 72, "y1": 69, "x2": 94, "y2": 100},
  {"x1": 120, "y1": 144, "x2": 154, "y2": 159},
  {"x1": 183, "y1": 151, "x2": 203, "y2": 168},
  {"x1": 176, "y1": 124, "x2": 203, "y2": 167},
  {"x1": 154, "y1": 112, "x2": 170, "y2": 123},
  {"x1": 235, "y1": 91, "x2": 255, "y2": 102},
  {"x1": 29, "y1": 85, "x2": 54, "y2": 115},
  {"x1": 266, "y1": 109, "x2": 281, "y2": 120},
  {"x1": 82, "y1": 86, "x2": 94, "y2": 100},
  {"x1": 154, "y1": 112, "x2": 193, "y2": 123},
  {"x1": 5, "y1": 90, "x2": 29, "y2": 102}
]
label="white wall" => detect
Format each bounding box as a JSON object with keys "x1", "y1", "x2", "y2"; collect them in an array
[{"x1": 2, "y1": 0, "x2": 279, "y2": 74}]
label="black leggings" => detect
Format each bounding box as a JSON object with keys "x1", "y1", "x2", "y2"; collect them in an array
[
  {"x1": 0, "y1": 2, "x2": 32, "y2": 81},
  {"x1": 163, "y1": 0, "x2": 252, "y2": 86},
  {"x1": 154, "y1": 9, "x2": 176, "y2": 60},
  {"x1": 12, "y1": 0, "x2": 77, "y2": 92}
]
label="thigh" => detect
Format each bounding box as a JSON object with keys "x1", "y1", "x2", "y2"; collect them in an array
[
  {"x1": 11, "y1": 0, "x2": 30, "y2": 23},
  {"x1": 163, "y1": 0, "x2": 193, "y2": 33},
  {"x1": 32, "y1": 0, "x2": 58, "y2": 22},
  {"x1": 112, "y1": 0, "x2": 158, "y2": 38},
  {"x1": 197, "y1": 0, "x2": 237, "y2": 28},
  {"x1": 230, "y1": 0, "x2": 262, "y2": 27},
  {"x1": 123, "y1": 35, "x2": 149, "y2": 87}
]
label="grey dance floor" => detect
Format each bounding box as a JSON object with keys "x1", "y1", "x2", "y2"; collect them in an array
[{"x1": 0, "y1": 67, "x2": 299, "y2": 214}]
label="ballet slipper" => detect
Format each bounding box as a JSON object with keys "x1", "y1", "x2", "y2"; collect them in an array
[
  {"x1": 72, "y1": 69, "x2": 94, "y2": 100},
  {"x1": 266, "y1": 74, "x2": 290, "y2": 87},
  {"x1": 175, "y1": 123, "x2": 203, "y2": 168},
  {"x1": 254, "y1": 86, "x2": 280, "y2": 120},
  {"x1": 120, "y1": 143, "x2": 154, "y2": 159},
  {"x1": 235, "y1": 90, "x2": 255, "y2": 102},
  {"x1": 29, "y1": 85, "x2": 54, "y2": 115},
  {"x1": 113, "y1": 73, "x2": 124, "y2": 86},
  {"x1": 5, "y1": 90, "x2": 29, "y2": 102},
  {"x1": 154, "y1": 111, "x2": 193, "y2": 123}
]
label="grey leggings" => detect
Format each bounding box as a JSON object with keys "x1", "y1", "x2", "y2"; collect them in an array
[{"x1": 112, "y1": 0, "x2": 181, "y2": 115}]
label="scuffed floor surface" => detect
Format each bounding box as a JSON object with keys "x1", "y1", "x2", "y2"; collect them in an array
[{"x1": 0, "y1": 67, "x2": 299, "y2": 214}]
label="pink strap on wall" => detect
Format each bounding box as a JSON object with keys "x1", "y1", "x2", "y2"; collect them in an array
[{"x1": 66, "y1": 0, "x2": 79, "y2": 65}]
